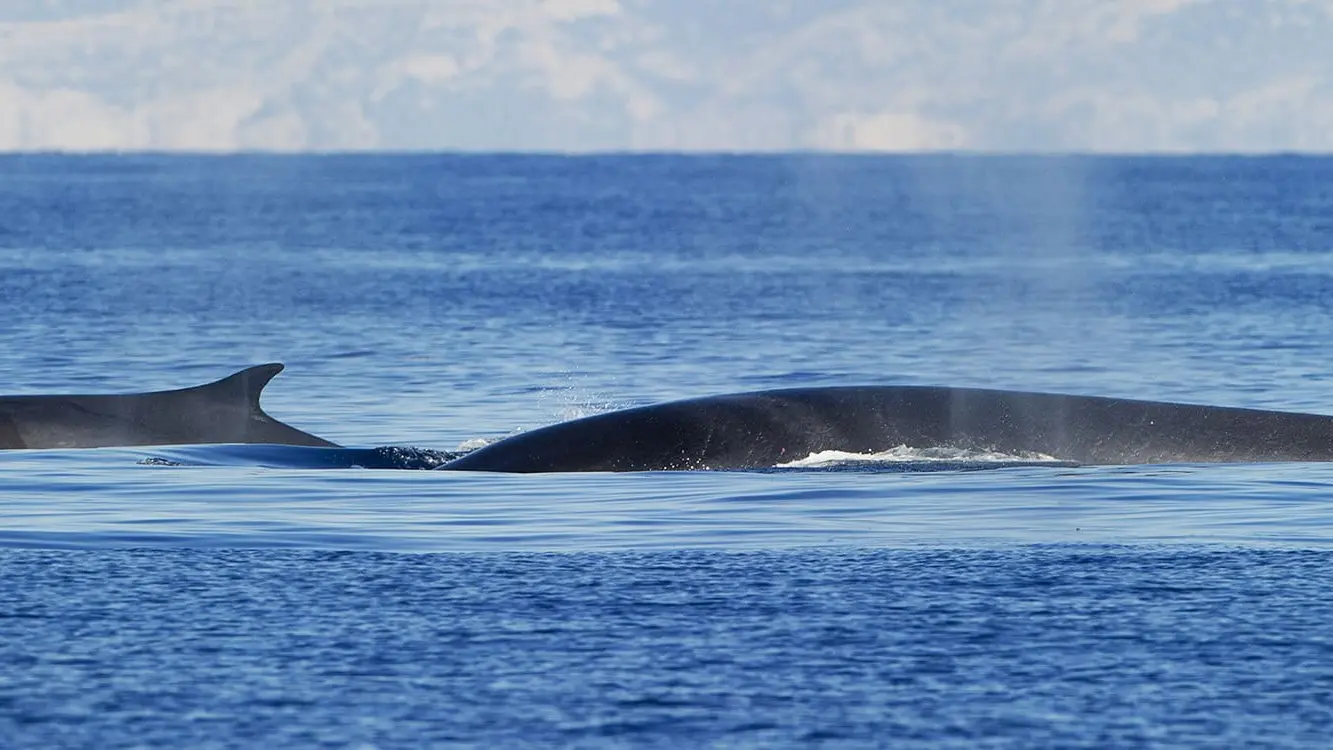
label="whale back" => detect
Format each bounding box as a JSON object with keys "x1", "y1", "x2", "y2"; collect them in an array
[
  {"x1": 0, "y1": 364, "x2": 337, "y2": 450},
  {"x1": 442, "y1": 386, "x2": 1333, "y2": 472}
]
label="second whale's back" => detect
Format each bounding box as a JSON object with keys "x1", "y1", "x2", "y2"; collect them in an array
[{"x1": 442, "y1": 386, "x2": 1333, "y2": 472}]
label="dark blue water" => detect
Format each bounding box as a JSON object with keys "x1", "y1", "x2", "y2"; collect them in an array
[
  {"x1": 6, "y1": 548, "x2": 1333, "y2": 748},
  {"x1": 3, "y1": 154, "x2": 1333, "y2": 747}
]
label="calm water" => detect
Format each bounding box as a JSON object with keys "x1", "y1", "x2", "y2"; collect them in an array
[{"x1": 3, "y1": 154, "x2": 1333, "y2": 747}]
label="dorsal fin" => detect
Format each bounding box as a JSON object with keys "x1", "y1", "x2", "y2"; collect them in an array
[
  {"x1": 0, "y1": 363, "x2": 336, "y2": 450},
  {"x1": 193, "y1": 363, "x2": 285, "y2": 411},
  {"x1": 183, "y1": 363, "x2": 337, "y2": 447}
]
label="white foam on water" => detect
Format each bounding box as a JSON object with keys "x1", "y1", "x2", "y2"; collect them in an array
[
  {"x1": 455, "y1": 437, "x2": 496, "y2": 452},
  {"x1": 776, "y1": 445, "x2": 1065, "y2": 469}
]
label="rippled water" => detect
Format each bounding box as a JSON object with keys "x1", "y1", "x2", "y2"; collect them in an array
[
  {"x1": 4, "y1": 449, "x2": 1333, "y2": 553},
  {"x1": 7, "y1": 547, "x2": 1333, "y2": 748},
  {"x1": 3, "y1": 154, "x2": 1333, "y2": 747}
]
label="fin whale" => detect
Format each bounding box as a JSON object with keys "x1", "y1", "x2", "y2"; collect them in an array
[
  {"x1": 6, "y1": 365, "x2": 1333, "y2": 470},
  {"x1": 0, "y1": 364, "x2": 336, "y2": 450},
  {"x1": 439, "y1": 386, "x2": 1333, "y2": 472}
]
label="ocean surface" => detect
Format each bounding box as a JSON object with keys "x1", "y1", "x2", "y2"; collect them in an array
[{"x1": 3, "y1": 153, "x2": 1333, "y2": 747}]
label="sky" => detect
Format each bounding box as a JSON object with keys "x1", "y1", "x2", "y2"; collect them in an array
[{"x1": 1, "y1": 0, "x2": 1331, "y2": 153}]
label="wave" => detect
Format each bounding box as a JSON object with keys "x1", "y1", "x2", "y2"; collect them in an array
[{"x1": 774, "y1": 445, "x2": 1075, "y2": 472}]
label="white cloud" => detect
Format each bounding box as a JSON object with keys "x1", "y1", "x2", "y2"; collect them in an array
[
  {"x1": 0, "y1": 0, "x2": 1328, "y2": 152},
  {"x1": 540, "y1": 0, "x2": 621, "y2": 22},
  {"x1": 236, "y1": 109, "x2": 308, "y2": 150},
  {"x1": 810, "y1": 112, "x2": 970, "y2": 152},
  {"x1": 0, "y1": 82, "x2": 146, "y2": 151},
  {"x1": 1105, "y1": 0, "x2": 1209, "y2": 43},
  {"x1": 400, "y1": 54, "x2": 463, "y2": 84},
  {"x1": 1043, "y1": 74, "x2": 1333, "y2": 152},
  {"x1": 633, "y1": 50, "x2": 694, "y2": 83}
]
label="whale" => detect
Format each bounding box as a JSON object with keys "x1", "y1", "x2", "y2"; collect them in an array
[
  {"x1": 6, "y1": 364, "x2": 1333, "y2": 470},
  {"x1": 439, "y1": 385, "x2": 1333, "y2": 472},
  {"x1": 0, "y1": 364, "x2": 336, "y2": 450}
]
